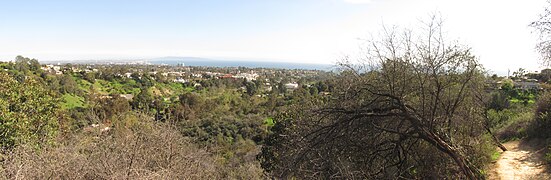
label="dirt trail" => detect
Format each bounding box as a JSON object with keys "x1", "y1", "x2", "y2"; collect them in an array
[{"x1": 490, "y1": 140, "x2": 549, "y2": 180}]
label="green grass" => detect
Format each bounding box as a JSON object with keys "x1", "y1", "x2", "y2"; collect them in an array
[
  {"x1": 61, "y1": 94, "x2": 87, "y2": 109},
  {"x1": 545, "y1": 146, "x2": 551, "y2": 163},
  {"x1": 184, "y1": 87, "x2": 195, "y2": 92},
  {"x1": 264, "y1": 117, "x2": 274, "y2": 127},
  {"x1": 88, "y1": 79, "x2": 141, "y2": 95},
  {"x1": 93, "y1": 80, "x2": 109, "y2": 94},
  {"x1": 130, "y1": 87, "x2": 141, "y2": 95},
  {"x1": 77, "y1": 79, "x2": 92, "y2": 90},
  {"x1": 490, "y1": 150, "x2": 501, "y2": 162},
  {"x1": 509, "y1": 91, "x2": 537, "y2": 105},
  {"x1": 509, "y1": 98, "x2": 534, "y2": 104},
  {"x1": 494, "y1": 111, "x2": 533, "y2": 142}
]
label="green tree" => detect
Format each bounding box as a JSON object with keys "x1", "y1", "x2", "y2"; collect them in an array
[
  {"x1": 14, "y1": 55, "x2": 30, "y2": 73},
  {"x1": 488, "y1": 91, "x2": 510, "y2": 111},
  {"x1": 0, "y1": 72, "x2": 60, "y2": 149},
  {"x1": 29, "y1": 59, "x2": 41, "y2": 72},
  {"x1": 245, "y1": 81, "x2": 257, "y2": 96},
  {"x1": 132, "y1": 87, "x2": 153, "y2": 112},
  {"x1": 59, "y1": 74, "x2": 79, "y2": 94},
  {"x1": 82, "y1": 72, "x2": 96, "y2": 83},
  {"x1": 308, "y1": 86, "x2": 319, "y2": 96},
  {"x1": 277, "y1": 81, "x2": 286, "y2": 94},
  {"x1": 512, "y1": 68, "x2": 527, "y2": 79},
  {"x1": 501, "y1": 78, "x2": 514, "y2": 91}
]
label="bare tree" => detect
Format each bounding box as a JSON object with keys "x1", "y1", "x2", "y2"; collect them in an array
[
  {"x1": 2, "y1": 113, "x2": 224, "y2": 179},
  {"x1": 530, "y1": 0, "x2": 551, "y2": 66},
  {"x1": 261, "y1": 16, "x2": 490, "y2": 179}
]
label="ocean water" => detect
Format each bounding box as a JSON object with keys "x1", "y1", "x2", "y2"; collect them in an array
[{"x1": 150, "y1": 59, "x2": 334, "y2": 71}]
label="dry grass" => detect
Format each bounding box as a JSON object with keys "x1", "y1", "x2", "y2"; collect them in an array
[{"x1": 0, "y1": 113, "x2": 264, "y2": 179}]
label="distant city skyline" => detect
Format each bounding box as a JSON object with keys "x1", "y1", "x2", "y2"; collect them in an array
[{"x1": 0, "y1": 0, "x2": 548, "y2": 75}]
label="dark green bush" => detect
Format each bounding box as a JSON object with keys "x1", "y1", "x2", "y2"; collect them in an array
[{"x1": 528, "y1": 92, "x2": 551, "y2": 139}]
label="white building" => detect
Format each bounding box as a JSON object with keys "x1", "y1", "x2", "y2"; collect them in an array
[
  {"x1": 284, "y1": 83, "x2": 299, "y2": 89},
  {"x1": 514, "y1": 79, "x2": 540, "y2": 90},
  {"x1": 235, "y1": 73, "x2": 259, "y2": 81},
  {"x1": 173, "y1": 78, "x2": 188, "y2": 83}
]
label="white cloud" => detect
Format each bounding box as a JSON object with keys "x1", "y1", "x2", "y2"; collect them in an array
[{"x1": 343, "y1": 0, "x2": 372, "y2": 4}]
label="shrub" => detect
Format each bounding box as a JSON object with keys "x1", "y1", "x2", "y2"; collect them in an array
[
  {"x1": 495, "y1": 111, "x2": 532, "y2": 141},
  {"x1": 546, "y1": 147, "x2": 551, "y2": 163},
  {"x1": 527, "y1": 92, "x2": 551, "y2": 139},
  {"x1": 2, "y1": 114, "x2": 223, "y2": 179},
  {"x1": 0, "y1": 72, "x2": 60, "y2": 149}
]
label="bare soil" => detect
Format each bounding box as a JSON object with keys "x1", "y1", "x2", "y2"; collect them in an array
[{"x1": 488, "y1": 139, "x2": 550, "y2": 180}]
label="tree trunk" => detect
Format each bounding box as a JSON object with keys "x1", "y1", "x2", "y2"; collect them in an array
[
  {"x1": 404, "y1": 110, "x2": 484, "y2": 179},
  {"x1": 484, "y1": 125, "x2": 507, "y2": 151},
  {"x1": 483, "y1": 111, "x2": 507, "y2": 151},
  {"x1": 419, "y1": 129, "x2": 484, "y2": 180}
]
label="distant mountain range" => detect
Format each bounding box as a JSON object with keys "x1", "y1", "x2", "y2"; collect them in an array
[
  {"x1": 147, "y1": 57, "x2": 335, "y2": 71},
  {"x1": 39, "y1": 56, "x2": 335, "y2": 71}
]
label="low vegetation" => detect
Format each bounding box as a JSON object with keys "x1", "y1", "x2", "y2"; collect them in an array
[{"x1": 3, "y1": 114, "x2": 230, "y2": 179}]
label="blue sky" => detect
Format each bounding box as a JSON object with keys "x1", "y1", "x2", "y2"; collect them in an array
[
  {"x1": 0, "y1": 0, "x2": 368, "y2": 61},
  {"x1": 0, "y1": 0, "x2": 548, "y2": 74},
  {"x1": 2, "y1": 1, "x2": 356, "y2": 37}
]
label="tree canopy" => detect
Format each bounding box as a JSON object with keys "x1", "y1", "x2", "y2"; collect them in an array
[{"x1": 0, "y1": 72, "x2": 60, "y2": 150}]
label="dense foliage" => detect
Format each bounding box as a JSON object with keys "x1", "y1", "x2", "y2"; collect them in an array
[
  {"x1": 0, "y1": 55, "x2": 335, "y2": 179},
  {"x1": 1, "y1": 53, "x2": 550, "y2": 179},
  {"x1": 0, "y1": 71, "x2": 60, "y2": 150}
]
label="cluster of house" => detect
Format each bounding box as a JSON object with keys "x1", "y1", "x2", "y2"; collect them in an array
[
  {"x1": 512, "y1": 78, "x2": 540, "y2": 90},
  {"x1": 169, "y1": 71, "x2": 260, "y2": 82},
  {"x1": 491, "y1": 70, "x2": 547, "y2": 91},
  {"x1": 36, "y1": 63, "x2": 333, "y2": 97},
  {"x1": 234, "y1": 73, "x2": 259, "y2": 81},
  {"x1": 260, "y1": 82, "x2": 300, "y2": 92},
  {"x1": 40, "y1": 64, "x2": 63, "y2": 75},
  {"x1": 491, "y1": 78, "x2": 540, "y2": 91},
  {"x1": 41, "y1": 64, "x2": 99, "y2": 75}
]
